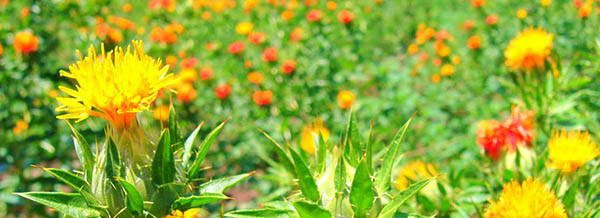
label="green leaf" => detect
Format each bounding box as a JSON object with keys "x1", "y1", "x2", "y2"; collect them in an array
[
  {"x1": 366, "y1": 122, "x2": 374, "y2": 174},
  {"x1": 171, "y1": 193, "x2": 230, "y2": 211},
  {"x1": 293, "y1": 201, "x2": 331, "y2": 218},
  {"x1": 375, "y1": 118, "x2": 412, "y2": 194},
  {"x1": 16, "y1": 192, "x2": 102, "y2": 217},
  {"x1": 350, "y1": 159, "x2": 374, "y2": 218},
  {"x1": 182, "y1": 122, "x2": 205, "y2": 167},
  {"x1": 260, "y1": 130, "x2": 295, "y2": 176},
  {"x1": 225, "y1": 208, "x2": 292, "y2": 218},
  {"x1": 289, "y1": 148, "x2": 320, "y2": 202},
  {"x1": 67, "y1": 122, "x2": 94, "y2": 183},
  {"x1": 562, "y1": 179, "x2": 578, "y2": 210},
  {"x1": 169, "y1": 105, "x2": 181, "y2": 148},
  {"x1": 188, "y1": 121, "x2": 226, "y2": 178},
  {"x1": 149, "y1": 182, "x2": 186, "y2": 216},
  {"x1": 152, "y1": 129, "x2": 175, "y2": 185},
  {"x1": 343, "y1": 112, "x2": 361, "y2": 166},
  {"x1": 106, "y1": 138, "x2": 122, "y2": 181},
  {"x1": 198, "y1": 173, "x2": 252, "y2": 194},
  {"x1": 118, "y1": 179, "x2": 144, "y2": 216},
  {"x1": 377, "y1": 178, "x2": 433, "y2": 218},
  {"x1": 43, "y1": 168, "x2": 90, "y2": 193},
  {"x1": 316, "y1": 133, "x2": 327, "y2": 174}
]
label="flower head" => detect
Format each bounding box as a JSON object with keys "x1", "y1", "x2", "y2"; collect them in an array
[
  {"x1": 13, "y1": 30, "x2": 39, "y2": 54},
  {"x1": 300, "y1": 120, "x2": 330, "y2": 154},
  {"x1": 505, "y1": 28, "x2": 553, "y2": 71},
  {"x1": 395, "y1": 161, "x2": 439, "y2": 191},
  {"x1": 214, "y1": 83, "x2": 232, "y2": 100},
  {"x1": 262, "y1": 47, "x2": 278, "y2": 62},
  {"x1": 337, "y1": 10, "x2": 355, "y2": 24},
  {"x1": 252, "y1": 90, "x2": 273, "y2": 106},
  {"x1": 247, "y1": 71, "x2": 263, "y2": 85},
  {"x1": 337, "y1": 90, "x2": 355, "y2": 109},
  {"x1": 548, "y1": 130, "x2": 598, "y2": 173},
  {"x1": 281, "y1": 60, "x2": 297, "y2": 75},
  {"x1": 484, "y1": 179, "x2": 566, "y2": 218},
  {"x1": 236, "y1": 21, "x2": 254, "y2": 35},
  {"x1": 56, "y1": 40, "x2": 174, "y2": 129},
  {"x1": 165, "y1": 208, "x2": 204, "y2": 218}
]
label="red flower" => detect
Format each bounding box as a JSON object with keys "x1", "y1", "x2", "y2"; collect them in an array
[
  {"x1": 307, "y1": 9, "x2": 323, "y2": 22},
  {"x1": 476, "y1": 107, "x2": 536, "y2": 160},
  {"x1": 200, "y1": 67, "x2": 213, "y2": 81},
  {"x1": 181, "y1": 57, "x2": 198, "y2": 69},
  {"x1": 214, "y1": 83, "x2": 232, "y2": 100},
  {"x1": 262, "y1": 47, "x2": 278, "y2": 62},
  {"x1": 228, "y1": 41, "x2": 245, "y2": 55},
  {"x1": 248, "y1": 32, "x2": 266, "y2": 45},
  {"x1": 281, "y1": 60, "x2": 297, "y2": 75},
  {"x1": 252, "y1": 90, "x2": 273, "y2": 106},
  {"x1": 337, "y1": 10, "x2": 355, "y2": 24}
]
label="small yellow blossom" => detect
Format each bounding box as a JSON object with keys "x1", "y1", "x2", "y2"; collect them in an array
[{"x1": 300, "y1": 120, "x2": 330, "y2": 154}]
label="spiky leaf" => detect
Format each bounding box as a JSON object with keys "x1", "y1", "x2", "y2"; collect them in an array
[
  {"x1": 293, "y1": 201, "x2": 331, "y2": 218},
  {"x1": 378, "y1": 178, "x2": 433, "y2": 218},
  {"x1": 171, "y1": 193, "x2": 230, "y2": 211},
  {"x1": 188, "y1": 121, "x2": 226, "y2": 178},
  {"x1": 16, "y1": 192, "x2": 102, "y2": 217},
  {"x1": 350, "y1": 159, "x2": 374, "y2": 217},
  {"x1": 289, "y1": 149, "x2": 320, "y2": 202},
  {"x1": 152, "y1": 130, "x2": 175, "y2": 185}
]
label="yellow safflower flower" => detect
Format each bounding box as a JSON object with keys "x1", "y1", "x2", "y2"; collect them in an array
[
  {"x1": 164, "y1": 208, "x2": 204, "y2": 218},
  {"x1": 300, "y1": 120, "x2": 330, "y2": 154},
  {"x1": 55, "y1": 40, "x2": 174, "y2": 129},
  {"x1": 395, "y1": 161, "x2": 439, "y2": 191},
  {"x1": 236, "y1": 22, "x2": 254, "y2": 35},
  {"x1": 548, "y1": 130, "x2": 598, "y2": 173},
  {"x1": 504, "y1": 28, "x2": 553, "y2": 71},
  {"x1": 484, "y1": 179, "x2": 566, "y2": 218}
]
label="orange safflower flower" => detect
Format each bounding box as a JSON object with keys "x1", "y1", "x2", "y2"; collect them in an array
[
  {"x1": 326, "y1": 1, "x2": 337, "y2": 10},
  {"x1": 262, "y1": 47, "x2": 278, "y2": 62},
  {"x1": 306, "y1": 9, "x2": 323, "y2": 22},
  {"x1": 407, "y1": 44, "x2": 419, "y2": 55},
  {"x1": 281, "y1": 10, "x2": 295, "y2": 21},
  {"x1": 122, "y1": 3, "x2": 133, "y2": 12},
  {"x1": 281, "y1": 60, "x2": 297, "y2": 75},
  {"x1": 486, "y1": 14, "x2": 498, "y2": 25},
  {"x1": 248, "y1": 32, "x2": 266, "y2": 44},
  {"x1": 0, "y1": 44, "x2": 3, "y2": 56},
  {"x1": 247, "y1": 71, "x2": 264, "y2": 84},
  {"x1": 462, "y1": 20, "x2": 475, "y2": 31},
  {"x1": 13, "y1": 120, "x2": 29, "y2": 135},
  {"x1": 228, "y1": 41, "x2": 246, "y2": 55},
  {"x1": 200, "y1": 67, "x2": 213, "y2": 81},
  {"x1": 214, "y1": 83, "x2": 232, "y2": 100},
  {"x1": 152, "y1": 105, "x2": 170, "y2": 122},
  {"x1": 516, "y1": 9, "x2": 528, "y2": 19},
  {"x1": 431, "y1": 74, "x2": 441, "y2": 83},
  {"x1": 176, "y1": 83, "x2": 197, "y2": 103},
  {"x1": 290, "y1": 27, "x2": 303, "y2": 42},
  {"x1": 253, "y1": 90, "x2": 273, "y2": 106},
  {"x1": 467, "y1": 35, "x2": 482, "y2": 50},
  {"x1": 477, "y1": 107, "x2": 536, "y2": 160},
  {"x1": 13, "y1": 30, "x2": 39, "y2": 54},
  {"x1": 338, "y1": 10, "x2": 355, "y2": 24},
  {"x1": 578, "y1": 1, "x2": 592, "y2": 18},
  {"x1": 181, "y1": 57, "x2": 198, "y2": 69},
  {"x1": 337, "y1": 90, "x2": 355, "y2": 109},
  {"x1": 471, "y1": 0, "x2": 485, "y2": 8},
  {"x1": 149, "y1": 0, "x2": 176, "y2": 11}
]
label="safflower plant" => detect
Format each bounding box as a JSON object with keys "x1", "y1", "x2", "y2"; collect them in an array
[
  {"x1": 16, "y1": 41, "x2": 250, "y2": 217},
  {"x1": 228, "y1": 113, "x2": 435, "y2": 218}
]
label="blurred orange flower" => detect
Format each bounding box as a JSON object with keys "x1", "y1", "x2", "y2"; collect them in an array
[
  {"x1": 253, "y1": 90, "x2": 273, "y2": 106},
  {"x1": 471, "y1": 0, "x2": 485, "y2": 8},
  {"x1": 13, "y1": 120, "x2": 29, "y2": 135},
  {"x1": 486, "y1": 14, "x2": 498, "y2": 25},
  {"x1": 200, "y1": 67, "x2": 213, "y2": 81},
  {"x1": 290, "y1": 27, "x2": 303, "y2": 42},
  {"x1": 337, "y1": 90, "x2": 355, "y2": 109},
  {"x1": 281, "y1": 60, "x2": 297, "y2": 75},
  {"x1": 248, "y1": 32, "x2": 266, "y2": 44},
  {"x1": 13, "y1": 30, "x2": 39, "y2": 54},
  {"x1": 338, "y1": 10, "x2": 355, "y2": 25},
  {"x1": 467, "y1": 35, "x2": 482, "y2": 50},
  {"x1": 262, "y1": 47, "x2": 278, "y2": 62},
  {"x1": 228, "y1": 41, "x2": 246, "y2": 55},
  {"x1": 176, "y1": 83, "x2": 197, "y2": 103},
  {"x1": 152, "y1": 105, "x2": 170, "y2": 122},
  {"x1": 247, "y1": 71, "x2": 264, "y2": 84},
  {"x1": 215, "y1": 83, "x2": 232, "y2": 100},
  {"x1": 306, "y1": 9, "x2": 323, "y2": 22}
]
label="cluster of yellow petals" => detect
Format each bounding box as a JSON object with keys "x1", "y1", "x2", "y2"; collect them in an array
[
  {"x1": 395, "y1": 160, "x2": 439, "y2": 191},
  {"x1": 484, "y1": 179, "x2": 566, "y2": 218},
  {"x1": 548, "y1": 130, "x2": 598, "y2": 173},
  {"x1": 504, "y1": 28, "x2": 553, "y2": 71},
  {"x1": 164, "y1": 208, "x2": 203, "y2": 218},
  {"x1": 56, "y1": 40, "x2": 174, "y2": 129},
  {"x1": 300, "y1": 120, "x2": 330, "y2": 154}
]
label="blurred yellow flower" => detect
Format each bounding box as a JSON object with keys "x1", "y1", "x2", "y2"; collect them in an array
[
  {"x1": 153, "y1": 105, "x2": 170, "y2": 122},
  {"x1": 504, "y1": 28, "x2": 553, "y2": 71},
  {"x1": 484, "y1": 179, "x2": 566, "y2": 218},
  {"x1": 326, "y1": 1, "x2": 337, "y2": 10},
  {"x1": 55, "y1": 41, "x2": 174, "y2": 129},
  {"x1": 300, "y1": 120, "x2": 330, "y2": 154},
  {"x1": 540, "y1": 0, "x2": 552, "y2": 7},
  {"x1": 164, "y1": 208, "x2": 203, "y2": 218},
  {"x1": 395, "y1": 161, "x2": 439, "y2": 191},
  {"x1": 407, "y1": 43, "x2": 419, "y2": 55},
  {"x1": 548, "y1": 130, "x2": 598, "y2": 173},
  {"x1": 517, "y1": 9, "x2": 528, "y2": 19},
  {"x1": 440, "y1": 64, "x2": 455, "y2": 76},
  {"x1": 236, "y1": 22, "x2": 254, "y2": 35}
]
